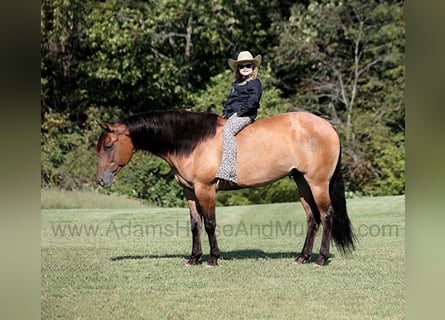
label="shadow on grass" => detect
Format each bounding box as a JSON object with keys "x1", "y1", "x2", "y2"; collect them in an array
[
  {"x1": 221, "y1": 249, "x2": 334, "y2": 265},
  {"x1": 221, "y1": 249, "x2": 295, "y2": 260},
  {"x1": 110, "y1": 254, "x2": 189, "y2": 261},
  {"x1": 111, "y1": 249, "x2": 334, "y2": 264}
]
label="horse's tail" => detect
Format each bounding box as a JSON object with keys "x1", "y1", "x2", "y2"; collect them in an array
[{"x1": 330, "y1": 150, "x2": 357, "y2": 254}]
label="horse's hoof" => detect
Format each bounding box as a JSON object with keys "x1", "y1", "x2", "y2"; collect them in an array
[
  {"x1": 185, "y1": 257, "x2": 201, "y2": 266},
  {"x1": 205, "y1": 259, "x2": 218, "y2": 267},
  {"x1": 314, "y1": 255, "x2": 329, "y2": 266},
  {"x1": 293, "y1": 256, "x2": 310, "y2": 265}
]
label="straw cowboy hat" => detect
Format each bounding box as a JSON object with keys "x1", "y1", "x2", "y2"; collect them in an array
[{"x1": 228, "y1": 51, "x2": 262, "y2": 71}]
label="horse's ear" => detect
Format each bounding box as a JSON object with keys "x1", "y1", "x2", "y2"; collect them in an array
[{"x1": 97, "y1": 121, "x2": 112, "y2": 132}]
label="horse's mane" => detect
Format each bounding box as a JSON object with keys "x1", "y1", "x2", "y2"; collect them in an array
[{"x1": 121, "y1": 110, "x2": 221, "y2": 156}]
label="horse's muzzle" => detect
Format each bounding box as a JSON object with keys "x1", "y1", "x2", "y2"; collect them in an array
[{"x1": 97, "y1": 170, "x2": 114, "y2": 188}]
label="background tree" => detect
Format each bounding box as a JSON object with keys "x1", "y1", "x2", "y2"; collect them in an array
[{"x1": 271, "y1": 0, "x2": 404, "y2": 195}]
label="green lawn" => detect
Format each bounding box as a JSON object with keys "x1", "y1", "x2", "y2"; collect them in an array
[{"x1": 41, "y1": 195, "x2": 405, "y2": 319}]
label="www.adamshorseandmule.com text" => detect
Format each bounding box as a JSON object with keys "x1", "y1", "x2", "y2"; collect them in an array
[{"x1": 50, "y1": 220, "x2": 400, "y2": 239}]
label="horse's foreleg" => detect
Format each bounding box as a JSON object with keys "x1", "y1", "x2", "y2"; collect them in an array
[
  {"x1": 295, "y1": 197, "x2": 318, "y2": 264},
  {"x1": 195, "y1": 185, "x2": 220, "y2": 267},
  {"x1": 184, "y1": 188, "x2": 202, "y2": 266}
]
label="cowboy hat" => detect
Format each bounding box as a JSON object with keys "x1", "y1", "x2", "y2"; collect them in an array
[{"x1": 228, "y1": 51, "x2": 262, "y2": 71}]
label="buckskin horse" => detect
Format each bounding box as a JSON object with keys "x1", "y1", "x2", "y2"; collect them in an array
[{"x1": 96, "y1": 110, "x2": 356, "y2": 266}]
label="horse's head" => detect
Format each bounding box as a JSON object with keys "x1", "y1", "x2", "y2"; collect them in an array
[{"x1": 96, "y1": 121, "x2": 134, "y2": 188}]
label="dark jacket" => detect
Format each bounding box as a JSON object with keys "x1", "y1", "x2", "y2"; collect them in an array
[{"x1": 222, "y1": 78, "x2": 263, "y2": 120}]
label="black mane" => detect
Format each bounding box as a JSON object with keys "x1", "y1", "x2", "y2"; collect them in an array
[{"x1": 121, "y1": 110, "x2": 221, "y2": 156}]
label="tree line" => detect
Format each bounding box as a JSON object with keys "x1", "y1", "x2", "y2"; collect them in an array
[{"x1": 41, "y1": 0, "x2": 404, "y2": 206}]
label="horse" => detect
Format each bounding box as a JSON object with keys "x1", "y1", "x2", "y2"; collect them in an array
[{"x1": 96, "y1": 110, "x2": 356, "y2": 266}]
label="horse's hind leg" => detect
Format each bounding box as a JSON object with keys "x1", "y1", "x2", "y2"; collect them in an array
[
  {"x1": 294, "y1": 173, "x2": 333, "y2": 266},
  {"x1": 317, "y1": 205, "x2": 334, "y2": 266},
  {"x1": 183, "y1": 188, "x2": 203, "y2": 265},
  {"x1": 295, "y1": 197, "x2": 319, "y2": 264},
  {"x1": 292, "y1": 172, "x2": 320, "y2": 264},
  {"x1": 310, "y1": 183, "x2": 334, "y2": 266}
]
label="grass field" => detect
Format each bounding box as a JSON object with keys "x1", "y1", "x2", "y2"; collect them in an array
[{"x1": 41, "y1": 192, "x2": 405, "y2": 319}]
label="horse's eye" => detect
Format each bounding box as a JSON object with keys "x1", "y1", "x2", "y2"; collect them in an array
[{"x1": 104, "y1": 143, "x2": 113, "y2": 151}]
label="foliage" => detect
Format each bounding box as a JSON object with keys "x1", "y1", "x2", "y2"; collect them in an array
[
  {"x1": 41, "y1": 0, "x2": 405, "y2": 206},
  {"x1": 111, "y1": 153, "x2": 186, "y2": 207},
  {"x1": 271, "y1": 0, "x2": 405, "y2": 195},
  {"x1": 41, "y1": 106, "x2": 124, "y2": 189},
  {"x1": 217, "y1": 178, "x2": 298, "y2": 206}
]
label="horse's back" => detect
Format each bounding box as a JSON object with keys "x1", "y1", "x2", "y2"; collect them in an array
[
  {"x1": 248, "y1": 112, "x2": 335, "y2": 133},
  {"x1": 235, "y1": 112, "x2": 340, "y2": 186},
  {"x1": 239, "y1": 112, "x2": 339, "y2": 154}
]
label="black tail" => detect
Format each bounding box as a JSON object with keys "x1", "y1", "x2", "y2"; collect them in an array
[{"x1": 330, "y1": 152, "x2": 357, "y2": 254}]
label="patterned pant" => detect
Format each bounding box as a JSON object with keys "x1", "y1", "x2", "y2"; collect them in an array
[{"x1": 215, "y1": 114, "x2": 253, "y2": 183}]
